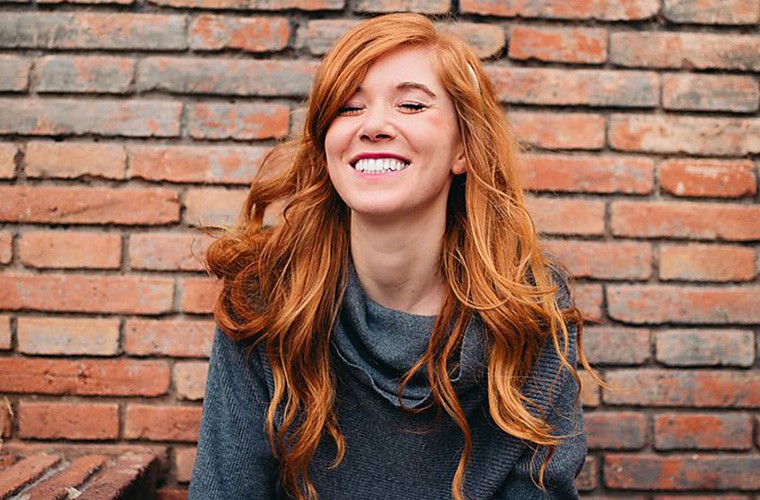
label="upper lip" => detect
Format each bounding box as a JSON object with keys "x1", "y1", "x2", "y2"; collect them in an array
[{"x1": 349, "y1": 152, "x2": 411, "y2": 166}]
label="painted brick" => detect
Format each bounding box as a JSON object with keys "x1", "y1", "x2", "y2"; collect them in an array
[
  {"x1": 0, "y1": 274, "x2": 174, "y2": 314},
  {"x1": 0, "y1": 186, "x2": 179, "y2": 225},
  {"x1": 183, "y1": 188, "x2": 248, "y2": 227},
  {"x1": 23, "y1": 455, "x2": 108, "y2": 499},
  {"x1": 659, "y1": 243, "x2": 756, "y2": 282},
  {"x1": 189, "y1": 15, "x2": 289, "y2": 52},
  {"x1": 174, "y1": 362, "x2": 209, "y2": 401},
  {"x1": 509, "y1": 25, "x2": 606, "y2": 64},
  {"x1": 124, "y1": 319, "x2": 214, "y2": 358},
  {"x1": 544, "y1": 240, "x2": 652, "y2": 280},
  {"x1": 0, "y1": 315, "x2": 10, "y2": 350},
  {"x1": 180, "y1": 277, "x2": 221, "y2": 314},
  {"x1": 579, "y1": 370, "x2": 599, "y2": 407},
  {"x1": 129, "y1": 144, "x2": 266, "y2": 184},
  {"x1": 436, "y1": 22, "x2": 505, "y2": 59},
  {"x1": 510, "y1": 112, "x2": 605, "y2": 150},
  {"x1": 655, "y1": 329, "x2": 755, "y2": 367},
  {"x1": 603, "y1": 369, "x2": 760, "y2": 407},
  {"x1": 353, "y1": 0, "x2": 449, "y2": 13},
  {"x1": 0, "y1": 358, "x2": 169, "y2": 396},
  {"x1": 654, "y1": 413, "x2": 752, "y2": 450},
  {"x1": 574, "y1": 456, "x2": 596, "y2": 491},
  {"x1": 0, "y1": 231, "x2": 11, "y2": 265},
  {"x1": 124, "y1": 405, "x2": 201, "y2": 442},
  {"x1": 296, "y1": 19, "x2": 359, "y2": 55},
  {"x1": 18, "y1": 402, "x2": 119, "y2": 440},
  {"x1": 19, "y1": 231, "x2": 121, "y2": 270},
  {"x1": 147, "y1": 0, "x2": 343, "y2": 8},
  {"x1": 0, "y1": 454, "x2": 61, "y2": 498},
  {"x1": 0, "y1": 55, "x2": 31, "y2": 92},
  {"x1": 25, "y1": 141, "x2": 127, "y2": 180},
  {"x1": 582, "y1": 327, "x2": 650, "y2": 366},
  {"x1": 129, "y1": 232, "x2": 209, "y2": 272},
  {"x1": 0, "y1": 143, "x2": 16, "y2": 179},
  {"x1": 575, "y1": 284, "x2": 603, "y2": 322},
  {"x1": 611, "y1": 201, "x2": 760, "y2": 241},
  {"x1": 35, "y1": 56, "x2": 134, "y2": 94},
  {"x1": 527, "y1": 198, "x2": 606, "y2": 236},
  {"x1": 662, "y1": 74, "x2": 759, "y2": 113},
  {"x1": 585, "y1": 412, "x2": 647, "y2": 450},
  {"x1": 175, "y1": 447, "x2": 197, "y2": 483},
  {"x1": 659, "y1": 159, "x2": 756, "y2": 198},
  {"x1": 0, "y1": 99, "x2": 181, "y2": 137},
  {"x1": 460, "y1": 0, "x2": 659, "y2": 19},
  {"x1": 607, "y1": 285, "x2": 760, "y2": 325},
  {"x1": 663, "y1": 0, "x2": 760, "y2": 24},
  {"x1": 17, "y1": 316, "x2": 120, "y2": 356},
  {"x1": 187, "y1": 102, "x2": 289, "y2": 140}
]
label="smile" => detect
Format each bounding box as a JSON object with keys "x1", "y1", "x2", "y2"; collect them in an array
[{"x1": 352, "y1": 158, "x2": 410, "y2": 174}]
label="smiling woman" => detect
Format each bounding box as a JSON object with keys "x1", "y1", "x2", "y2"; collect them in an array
[{"x1": 190, "y1": 12, "x2": 593, "y2": 500}]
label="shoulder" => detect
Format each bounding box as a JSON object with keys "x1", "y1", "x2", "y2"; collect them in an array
[{"x1": 209, "y1": 327, "x2": 275, "y2": 405}]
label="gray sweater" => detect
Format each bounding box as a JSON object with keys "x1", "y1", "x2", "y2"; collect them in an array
[{"x1": 189, "y1": 270, "x2": 586, "y2": 499}]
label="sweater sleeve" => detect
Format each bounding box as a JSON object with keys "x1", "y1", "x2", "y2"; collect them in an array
[{"x1": 189, "y1": 327, "x2": 279, "y2": 500}]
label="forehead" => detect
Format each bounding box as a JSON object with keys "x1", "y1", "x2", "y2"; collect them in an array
[{"x1": 359, "y1": 46, "x2": 444, "y2": 91}]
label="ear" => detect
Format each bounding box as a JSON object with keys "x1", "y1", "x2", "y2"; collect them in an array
[{"x1": 451, "y1": 144, "x2": 467, "y2": 176}]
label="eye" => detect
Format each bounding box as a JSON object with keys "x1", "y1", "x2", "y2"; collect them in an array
[
  {"x1": 399, "y1": 102, "x2": 428, "y2": 113},
  {"x1": 337, "y1": 105, "x2": 363, "y2": 115}
]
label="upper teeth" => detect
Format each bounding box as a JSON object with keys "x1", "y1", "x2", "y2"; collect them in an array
[{"x1": 354, "y1": 158, "x2": 409, "y2": 173}]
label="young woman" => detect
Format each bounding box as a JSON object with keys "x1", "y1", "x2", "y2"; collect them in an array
[{"x1": 190, "y1": 13, "x2": 591, "y2": 500}]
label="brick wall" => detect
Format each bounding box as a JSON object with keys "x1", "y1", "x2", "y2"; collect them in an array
[{"x1": 0, "y1": 0, "x2": 758, "y2": 496}]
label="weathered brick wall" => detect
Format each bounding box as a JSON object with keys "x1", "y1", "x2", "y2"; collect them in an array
[{"x1": 0, "y1": 0, "x2": 758, "y2": 496}]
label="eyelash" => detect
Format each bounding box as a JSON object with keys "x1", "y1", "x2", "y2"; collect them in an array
[{"x1": 337, "y1": 102, "x2": 428, "y2": 115}]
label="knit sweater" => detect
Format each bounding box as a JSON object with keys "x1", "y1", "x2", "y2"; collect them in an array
[{"x1": 189, "y1": 270, "x2": 586, "y2": 499}]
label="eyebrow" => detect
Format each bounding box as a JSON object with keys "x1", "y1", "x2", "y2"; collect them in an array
[{"x1": 354, "y1": 81, "x2": 438, "y2": 99}]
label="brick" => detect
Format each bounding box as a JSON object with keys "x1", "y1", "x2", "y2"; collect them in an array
[
  {"x1": 436, "y1": 22, "x2": 505, "y2": 59},
  {"x1": 604, "y1": 454, "x2": 760, "y2": 489},
  {"x1": 39, "y1": 0, "x2": 133, "y2": 4},
  {"x1": 183, "y1": 188, "x2": 247, "y2": 226},
  {"x1": 24, "y1": 455, "x2": 108, "y2": 499},
  {"x1": 0, "y1": 186, "x2": 179, "y2": 225},
  {"x1": 510, "y1": 112, "x2": 605, "y2": 150},
  {"x1": 608, "y1": 285, "x2": 760, "y2": 325},
  {"x1": 527, "y1": 198, "x2": 606, "y2": 236},
  {"x1": 26, "y1": 141, "x2": 127, "y2": 180},
  {"x1": 0, "y1": 55, "x2": 31, "y2": 91},
  {"x1": 18, "y1": 317, "x2": 120, "y2": 356},
  {"x1": 0, "y1": 315, "x2": 10, "y2": 350},
  {"x1": 603, "y1": 369, "x2": 760, "y2": 407},
  {"x1": 579, "y1": 370, "x2": 599, "y2": 408},
  {"x1": 187, "y1": 102, "x2": 289, "y2": 140},
  {"x1": 36, "y1": 56, "x2": 134, "y2": 94},
  {"x1": 575, "y1": 284, "x2": 603, "y2": 322},
  {"x1": 663, "y1": 74, "x2": 759, "y2": 113},
  {"x1": 189, "y1": 15, "x2": 289, "y2": 52},
  {"x1": 610, "y1": 114, "x2": 760, "y2": 156},
  {"x1": 175, "y1": 447, "x2": 197, "y2": 483},
  {"x1": 157, "y1": 488, "x2": 189, "y2": 500},
  {"x1": 124, "y1": 319, "x2": 214, "y2": 358},
  {"x1": 663, "y1": 0, "x2": 759, "y2": 24},
  {"x1": 296, "y1": 19, "x2": 358, "y2": 55},
  {"x1": 655, "y1": 329, "x2": 754, "y2": 367},
  {"x1": 582, "y1": 327, "x2": 650, "y2": 365},
  {"x1": 129, "y1": 144, "x2": 266, "y2": 185},
  {"x1": 2, "y1": 443, "x2": 168, "y2": 469},
  {"x1": 659, "y1": 243, "x2": 756, "y2": 282},
  {"x1": 1, "y1": 397, "x2": 11, "y2": 438},
  {"x1": 574, "y1": 456, "x2": 596, "y2": 491},
  {"x1": 659, "y1": 159, "x2": 756, "y2": 198},
  {"x1": 460, "y1": 0, "x2": 659, "y2": 19},
  {"x1": 654, "y1": 496, "x2": 749, "y2": 500},
  {"x1": 148, "y1": 0, "x2": 343, "y2": 8},
  {"x1": 0, "y1": 143, "x2": 17, "y2": 179},
  {"x1": 544, "y1": 240, "x2": 652, "y2": 280},
  {"x1": 0, "y1": 358, "x2": 170, "y2": 396},
  {"x1": 138, "y1": 58, "x2": 317, "y2": 97},
  {"x1": 124, "y1": 405, "x2": 201, "y2": 442},
  {"x1": 610, "y1": 32, "x2": 760, "y2": 71},
  {"x1": 585, "y1": 412, "x2": 647, "y2": 450},
  {"x1": 0, "y1": 13, "x2": 186, "y2": 50},
  {"x1": 353, "y1": 0, "x2": 449, "y2": 13},
  {"x1": 0, "y1": 99, "x2": 181, "y2": 137},
  {"x1": 0, "y1": 455, "x2": 14, "y2": 470},
  {"x1": 509, "y1": 25, "x2": 606, "y2": 64},
  {"x1": 130, "y1": 232, "x2": 209, "y2": 272},
  {"x1": 78, "y1": 453, "x2": 160, "y2": 500},
  {"x1": 0, "y1": 454, "x2": 61, "y2": 498},
  {"x1": 20, "y1": 231, "x2": 121, "y2": 269},
  {"x1": 174, "y1": 362, "x2": 209, "y2": 401},
  {"x1": 0, "y1": 231, "x2": 11, "y2": 264},
  {"x1": 654, "y1": 413, "x2": 752, "y2": 451},
  {"x1": 0, "y1": 274, "x2": 174, "y2": 314},
  {"x1": 488, "y1": 67, "x2": 658, "y2": 107},
  {"x1": 19, "y1": 402, "x2": 119, "y2": 440},
  {"x1": 181, "y1": 277, "x2": 221, "y2": 314}
]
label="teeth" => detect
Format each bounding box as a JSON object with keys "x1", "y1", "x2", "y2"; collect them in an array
[{"x1": 354, "y1": 158, "x2": 409, "y2": 173}]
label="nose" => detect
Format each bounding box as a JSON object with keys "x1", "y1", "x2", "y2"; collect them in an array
[{"x1": 359, "y1": 105, "x2": 396, "y2": 142}]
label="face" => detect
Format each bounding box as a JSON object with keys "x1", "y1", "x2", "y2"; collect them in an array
[{"x1": 324, "y1": 45, "x2": 466, "y2": 222}]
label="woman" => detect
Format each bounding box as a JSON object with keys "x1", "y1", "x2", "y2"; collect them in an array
[{"x1": 190, "y1": 13, "x2": 592, "y2": 500}]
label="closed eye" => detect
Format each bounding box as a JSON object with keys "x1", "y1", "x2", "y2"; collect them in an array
[
  {"x1": 337, "y1": 105, "x2": 363, "y2": 115},
  {"x1": 400, "y1": 102, "x2": 427, "y2": 112}
]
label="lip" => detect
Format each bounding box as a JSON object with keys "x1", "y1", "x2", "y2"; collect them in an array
[{"x1": 348, "y1": 152, "x2": 411, "y2": 167}]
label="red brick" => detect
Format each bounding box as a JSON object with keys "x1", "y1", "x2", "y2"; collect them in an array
[
  {"x1": 158, "y1": 488, "x2": 189, "y2": 500},
  {"x1": 603, "y1": 369, "x2": 760, "y2": 407},
  {"x1": 437, "y1": 22, "x2": 505, "y2": 59},
  {"x1": 659, "y1": 243, "x2": 756, "y2": 282},
  {"x1": 0, "y1": 55, "x2": 30, "y2": 92},
  {"x1": 663, "y1": 74, "x2": 759, "y2": 113},
  {"x1": 77, "y1": 452, "x2": 159, "y2": 499},
  {"x1": 0, "y1": 274, "x2": 174, "y2": 314},
  {"x1": 0, "y1": 186, "x2": 179, "y2": 225},
  {"x1": 610, "y1": 32, "x2": 760, "y2": 71},
  {"x1": 189, "y1": 15, "x2": 289, "y2": 52},
  {"x1": 0, "y1": 455, "x2": 15, "y2": 470},
  {"x1": 129, "y1": 232, "x2": 210, "y2": 272},
  {"x1": 147, "y1": 0, "x2": 342, "y2": 8},
  {"x1": 654, "y1": 413, "x2": 752, "y2": 451},
  {"x1": 296, "y1": 19, "x2": 358, "y2": 55},
  {"x1": 655, "y1": 496, "x2": 749, "y2": 500},
  {"x1": 663, "y1": 0, "x2": 759, "y2": 24},
  {"x1": 19, "y1": 231, "x2": 121, "y2": 269},
  {"x1": 24, "y1": 455, "x2": 108, "y2": 499},
  {"x1": 175, "y1": 447, "x2": 197, "y2": 483},
  {"x1": 575, "y1": 284, "x2": 603, "y2": 322},
  {"x1": 579, "y1": 370, "x2": 599, "y2": 407},
  {"x1": 0, "y1": 358, "x2": 170, "y2": 396},
  {"x1": 608, "y1": 285, "x2": 760, "y2": 325},
  {"x1": 19, "y1": 402, "x2": 119, "y2": 440},
  {"x1": 544, "y1": 240, "x2": 652, "y2": 280},
  {"x1": 25, "y1": 141, "x2": 126, "y2": 180},
  {"x1": 610, "y1": 114, "x2": 760, "y2": 156},
  {"x1": 611, "y1": 201, "x2": 760, "y2": 241},
  {"x1": 35, "y1": 56, "x2": 134, "y2": 94},
  {"x1": 353, "y1": 0, "x2": 449, "y2": 13},
  {"x1": 659, "y1": 159, "x2": 756, "y2": 198},
  {"x1": 655, "y1": 329, "x2": 755, "y2": 367},
  {"x1": 2, "y1": 443, "x2": 168, "y2": 468},
  {"x1": 509, "y1": 25, "x2": 606, "y2": 64},
  {"x1": 0, "y1": 98, "x2": 181, "y2": 137},
  {"x1": 460, "y1": 0, "x2": 658, "y2": 19},
  {"x1": 0, "y1": 315, "x2": 10, "y2": 350},
  {"x1": 181, "y1": 277, "x2": 221, "y2": 314},
  {"x1": 124, "y1": 405, "x2": 201, "y2": 442},
  {"x1": 0, "y1": 143, "x2": 17, "y2": 179},
  {"x1": 582, "y1": 327, "x2": 650, "y2": 365},
  {"x1": 39, "y1": 0, "x2": 133, "y2": 4},
  {"x1": 488, "y1": 67, "x2": 658, "y2": 107},
  {"x1": 17, "y1": 317, "x2": 120, "y2": 356},
  {"x1": 174, "y1": 362, "x2": 209, "y2": 401},
  {"x1": 0, "y1": 231, "x2": 11, "y2": 264},
  {"x1": 527, "y1": 198, "x2": 605, "y2": 236},
  {"x1": 604, "y1": 454, "x2": 760, "y2": 489},
  {"x1": 510, "y1": 112, "x2": 605, "y2": 150},
  {"x1": 124, "y1": 319, "x2": 214, "y2": 358},
  {"x1": 574, "y1": 456, "x2": 596, "y2": 491},
  {"x1": 187, "y1": 102, "x2": 289, "y2": 140},
  {"x1": 1, "y1": 397, "x2": 11, "y2": 438},
  {"x1": 585, "y1": 412, "x2": 647, "y2": 450},
  {"x1": 0, "y1": 454, "x2": 61, "y2": 498},
  {"x1": 183, "y1": 188, "x2": 247, "y2": 227}
]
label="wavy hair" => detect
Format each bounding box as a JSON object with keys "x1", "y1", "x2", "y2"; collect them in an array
[{"x1": 206, "y1": 12, "x2": 593, "y2": 500}]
